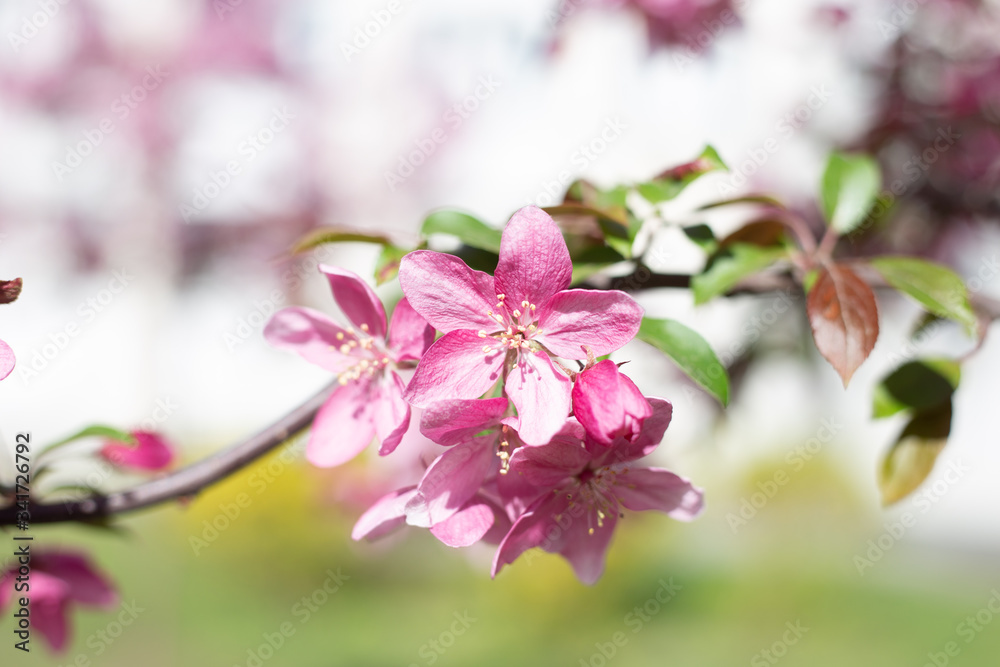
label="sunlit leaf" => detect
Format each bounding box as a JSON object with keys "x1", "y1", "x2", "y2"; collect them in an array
[
  {"x1": 692, "y1": 244, "x2": 788, "y2": 304},
  {"x1": 290, "y1": 227, "x2": 391, "y2": 255},
  {"x1": 421, "y1": 210, "x2": 502, "y2": 254},
  {"x1": 638, "y1": 317, "x2": 730, "y2": 406},
  {"x1": 821, "y1": 152, "x2": 881, "y2": 234},
  {"x1": 637, "y1": 146, "x2": 727, "y2": 204},
  {"x1": 869, "y1": 256, "x2": 977, "y2": 333},
  {"x1": 375, "y1": 244, "x2": 410, "y2": 285}
]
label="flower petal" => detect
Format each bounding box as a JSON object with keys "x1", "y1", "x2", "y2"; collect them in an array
[
  {"x1": 614, "y1": 468, "x2": 705, "y2": 521},
  {"x1": 29, "y1": 581, "x2": 71, "y2": 652},
  {"x1": 307, "y1": 380, "x2": 377, "y2": 467},
  {"x1": 387, "y1": 297, "x2": 436, "y2": 362},
  {"x1": 557, "y1": 507, "x2": 618, "y2": 585},
  {"x1": 504, "y1": 351, "x2": 571, "y2": 446},
  {"x1": 264, "y1": 307, "x2": 354, "y2": 374},
  {"x1": 536, "y1": 289, "x2": 644, "y2": 359},
  {"x1": 101, "y1": 430, "x2": 174, "y2": 471},
  {"x1": 0, "y1": 339, "x2": 14, "y2": 381},
  {"x1": 493, "y1": 206, "x2": 572, "y2": 309},
  {"x1": 429, "y1": 499, "x2": 496, "y2": 548},
  {"x1": 398, "y1": 250, "x2": 497, "y2": 332},
  {"x1": 603, "y1": 397, "x2": 673, "y2": 462},
  {"x1": 573, "y1": 360, "x2": 652, "y2": 447},
  {"x1": 403, "y1": 330, "x2": 506, "y2": 407},
  {"x1": 33, "y1": 552, "x2": 118, "y2": 608},
  {"x1": 351, "y1": 487, "x2": 417, "y2": 541},
  {"x1": 405, "y1": 437, "x2": 497, "y2": 527},
  {"x1": 492, "y1": 490, "x2": 572, "y2": 579},
  {"x1": 375, "y1": 372, "x2": 411, "y2": 456},
  {"x1": 320, "y1": 265, "x2": 388, "y2": 339},
  {"x1": 419, "y1": 397, "x2": 509, "y2": 446},
  {"x1": 508, "y1": 438, "x2": 591, "y2": 488}
]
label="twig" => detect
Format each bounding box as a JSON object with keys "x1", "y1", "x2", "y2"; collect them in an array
[{"x1": 0, "y1": 381, "x2": 337, "y2": 526}]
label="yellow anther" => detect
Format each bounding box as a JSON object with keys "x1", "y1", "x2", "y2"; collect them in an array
[
  {"x1": 360, "y1": 323, "x2": 369, "y2": 332},
  {"x1": 339, "y1": 344, "x2": 351, "y2": 354},
  {"x1": 521, "y1": 300, "x2": 529, "y2": 308},
  {"x1": 513, "y1": 309, "x2": 521, "y2": 318},
  {"x1": 478, "y1": 330, "x2": 487, "y2": 338},
  {"x1": 336, "y1": 332, "x2": 344, "y2": 340},
  {"x1": 482, "y1": 345, "x2": 494, "y2": 353},
  {"x1": 497, "y1": 294, "x2": 506, "y2": 300}
]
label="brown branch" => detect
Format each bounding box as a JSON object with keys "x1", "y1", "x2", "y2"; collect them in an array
[{"x1": 0, "y1": 381, "x2": 337, "y2": 526}]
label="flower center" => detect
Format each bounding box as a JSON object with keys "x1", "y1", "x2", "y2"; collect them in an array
[
  {"x1": 478, "y1": 294, "x2": 543, "y2": 356},
  {"x1": 331, "y1": 324, "x2": 392, "y2": 385},
  {"x1": 568, "y1": 465, "x2": 629, "y2": 534}
]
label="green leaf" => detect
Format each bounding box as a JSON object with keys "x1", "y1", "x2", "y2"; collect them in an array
[
  {"x1": 375, "y1": 244, "x2": 409, "y2": 285},
  {"x1": 878, "y1": 401, "x2": 952, "y2": 506},
  {"x1": 637, "y1": 146, "x2": 727, "y2": 204},
  {"x1": 869, "y1": 256, "x2": 977, "y2": 332},
  {"x1": 421, "y1": 210, "x2": 502, "y2": 254},
  {"x1": 872, "y1": 358, "x2": 961, "y2": 419},
  {"x1": 698, "y1": 194, "x2": 786, "y2": 211},
  {"x1": 290, "y1": 227, "x2": 391, "y2": 254},
  {"x1": 638, "y1": 318, "x2": 730, "y2": 406},
  {"x1": 682, "y1": 224, "x2": 717, "y2": 253},
  {"x1": 821, "y1": 152, "x2": 881, "y2": 234},
  {"x1": 692, "y1": 244, "x2": 788, "y2": 304}
]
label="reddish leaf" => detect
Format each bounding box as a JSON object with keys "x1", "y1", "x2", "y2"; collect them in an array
[
  {"x1": 806, "y1": 264, "x2": 879, "y2": 386},
  {"x1": 717, "y1": 220, "x2": 787, "y2": 250},
  {"x1": 0, "y1": 278, "x2": 22, "y2": 304}
]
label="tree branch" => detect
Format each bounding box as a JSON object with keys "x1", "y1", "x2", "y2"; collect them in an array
[
  {"x1": 0, "y1": 381, "x2": 337, "y2": 526},
  {"x1": 5, "y1": 263, "x2": 997, "y2": 527}
]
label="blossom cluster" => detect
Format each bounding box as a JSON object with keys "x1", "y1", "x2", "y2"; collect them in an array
[{"x1": 265, "y1": 206, "x2": 704, "y2": 583}]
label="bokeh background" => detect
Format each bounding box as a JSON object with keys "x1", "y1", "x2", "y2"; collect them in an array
[{"x1": 2, "y1": 0, "x2": 1000, "y2": 664}]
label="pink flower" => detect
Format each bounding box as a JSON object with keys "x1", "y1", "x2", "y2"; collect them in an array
[
  {"x1": 0, "y1": 550, "x2": 117, "y2": 652},
  {"x1": 0, "y1": 278, "x2": 22, "y2": 382},
  {"x1": 399, "y1": 206, "x2": 644, "y2": 446},
  {"x1": 492, "y1": 399, "x2": 703, "y2": 584},
  {"x1": 100, "y1": 430, "x2": 175, "y2": 471},
  {"x1": 0, "y1": 340, "x2": 13, "y2": 382},
  {"x1": 572, "y1": 360, "x2": 652, "y2": 446},
  {"x1": 265, "y1": 266, "x2": 435, "y2": 467}
]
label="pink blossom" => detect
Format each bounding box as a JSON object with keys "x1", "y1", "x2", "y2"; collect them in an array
[
  {"x1": 0, "y1": 551, "x2": 117, "y2": 653},
  {"x1": 0, "y1": 278, "x2": 22, "y2": 381},
  {"x1": 399, "y1": 206, "x2": 643, "y2": 446},
  {"x1": 0, "y1": 340, "x2": 13, "y2": 382},
  {"x1": 572, "y1": 360, "x2": 652, "y2": 446},
  {"x1": 265, "y1": 266, "x2": 435, "y2": 467},
  {"x1": 492, "y1": 399, "x2": 703, "y2": 584},
  {"x1": 100, "y1": 430, "x2": 175, "y2": 471}
]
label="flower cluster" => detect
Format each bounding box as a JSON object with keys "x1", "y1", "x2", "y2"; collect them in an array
[{"x1": 266, "y1": 206, "x2": 704, "y2": 583}]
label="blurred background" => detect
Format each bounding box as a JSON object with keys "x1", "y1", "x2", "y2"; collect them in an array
[{"x1": 2, "y1": 0, "x2": 1000, "y2": 664}]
